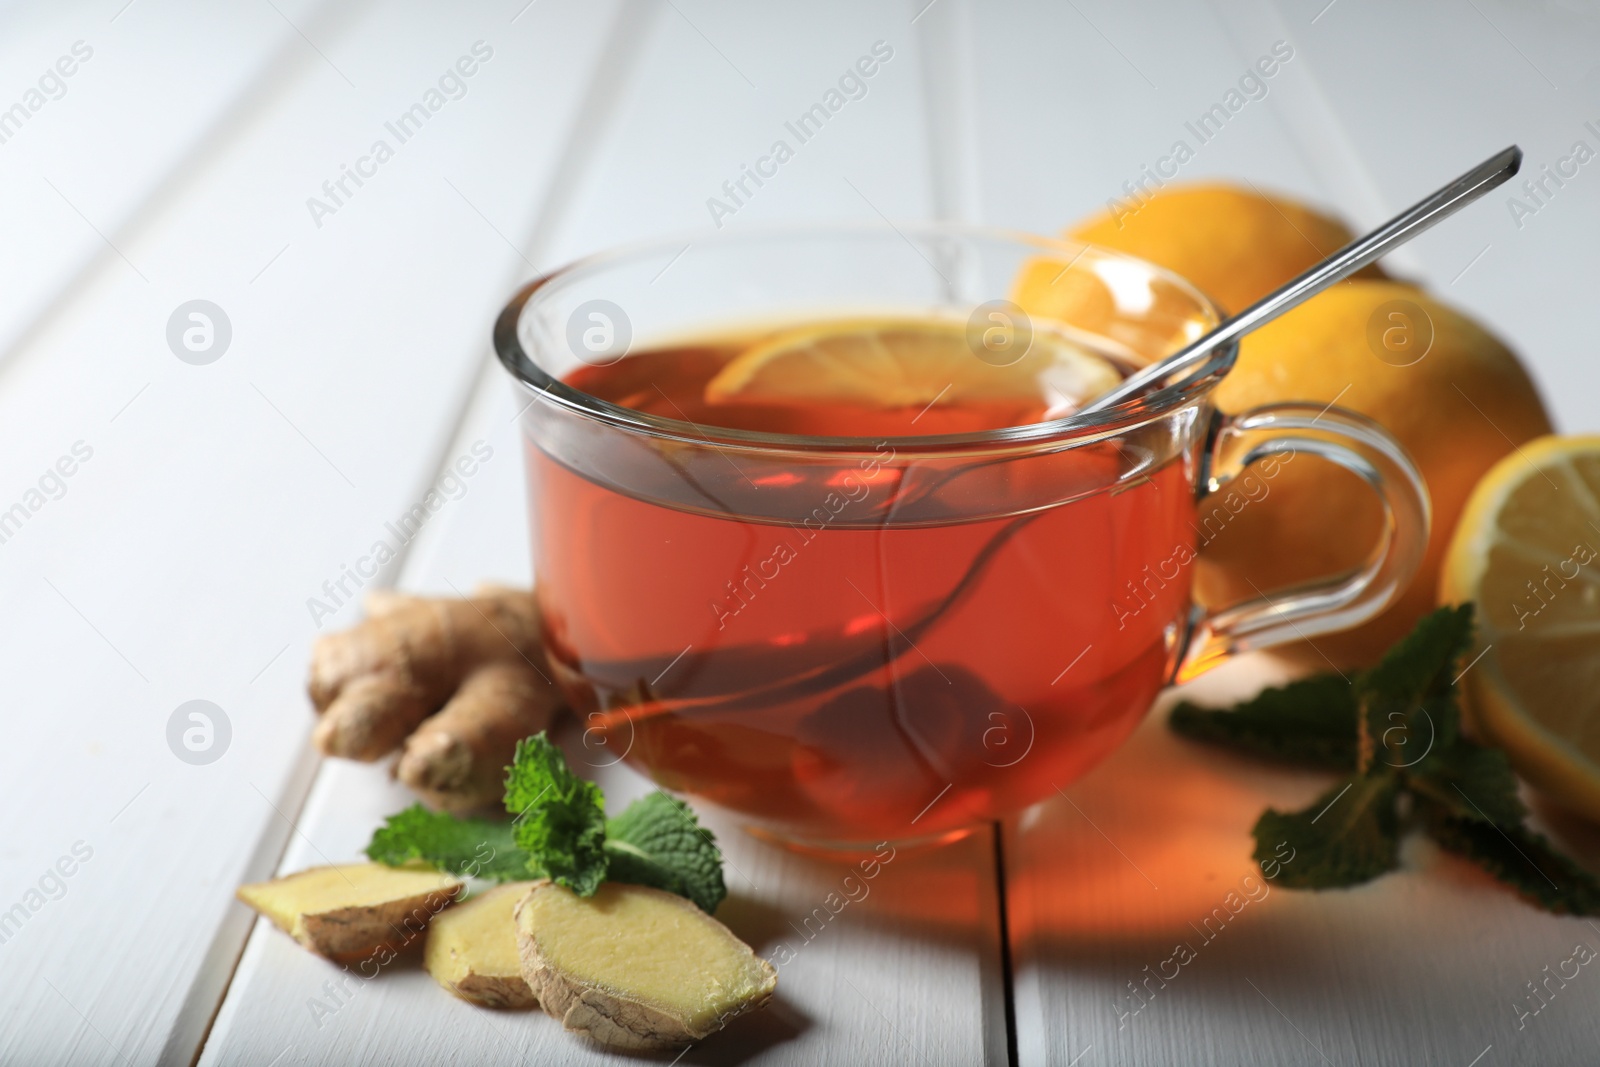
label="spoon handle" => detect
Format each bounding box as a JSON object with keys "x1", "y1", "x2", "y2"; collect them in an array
[{"x1": 1080, "y1": 145, "x2": 1523, "y2": 414}]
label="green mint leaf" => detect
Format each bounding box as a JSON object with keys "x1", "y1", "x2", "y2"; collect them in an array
[
  {"x1": 1179, "y1": 601, "x2": 1600, "y2": 915},
  {"x1": 1253, "y1": 773, "x2": 1402, "y2": 888},
  {"x1": 604, "y1": 792, "x2": 728, "y2": 913},
  {"x1": 1169, "y1": 674, "x2": 1357, "y2": 771},
  {"x1": 1409, "y1": 741, "x2": 1526, "y2": 828},
  {"x1": 504, "y1": 733, "x2": 608, "y2": 896},
  {"x1": 1419, "y1": 798, "x2": 1600, "y2": 915},
  {"x1": 1359, "y1": 604, "x2": 1475, "y2": 707},
  {"x1": 364, "y1": 803, "x2": 531, "y2": 882},
  {"x1": 369, "y1": 733, "x2": 728, "y2": 910},
  {"x1": 1357, "y1": 605, "x2": 1473, "y2": 772}
]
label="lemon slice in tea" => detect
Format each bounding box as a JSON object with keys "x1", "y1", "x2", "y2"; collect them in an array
[
  {"x1": 1440, "y1": 434, "x2": 1600, "y2": 821},
  {"x1": 702, "y1": 317, "x2": 1125, "y2": 416}
]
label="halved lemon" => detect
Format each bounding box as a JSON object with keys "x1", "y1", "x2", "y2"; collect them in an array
[
  {"x1": 1440, "y1": 434, "x2": 1600, "y2": 821},
  {"x1": 702, "y1": 316, "x2": 1125, "y2": 415}
]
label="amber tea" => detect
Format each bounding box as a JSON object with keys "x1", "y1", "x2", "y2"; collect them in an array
[{"x1": 528, "y1": 319, "x2": 1198, "y2": 847}]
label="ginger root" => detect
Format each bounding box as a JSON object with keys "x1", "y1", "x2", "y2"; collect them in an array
[
  {"x1": 515, "y1": 882, "x2": 777, "y2": 1050},
  {"x1": 424, "y1": 881, "x2": 538, "y2": 1009},
  {"x1": 395, "y1": 661, "x2": 556, "y2": 812},
  {"x1": 237, "y1": 863, "x2": 462, "y2": 963},
  {"x1": 309, "y1": 588, "x2": 562, "y2": 809}
]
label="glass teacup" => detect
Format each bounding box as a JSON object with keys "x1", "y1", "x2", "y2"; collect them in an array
[{"x1": 495, "y1": 225, "x2": 1426, "y2": 852}]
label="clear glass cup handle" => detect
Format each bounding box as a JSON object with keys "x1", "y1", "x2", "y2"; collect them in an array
[{"x1": 1174, "y1": 403, "x2": 1432, "y2": 683}]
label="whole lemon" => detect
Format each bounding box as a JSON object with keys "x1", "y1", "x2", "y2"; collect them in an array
[
  {"x1": 1197, "y1": 281, "x2": 1552, "y2": 665},
  {"x1": 1066, "y1": 183, "x2": 1380, "y2": 314}
]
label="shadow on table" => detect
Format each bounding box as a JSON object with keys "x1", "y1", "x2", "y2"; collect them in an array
[
  {"x1": 680, "y1": 997, "x2": 812, "y2": 1066},
  {"x1": 1003, "y1": 674, "x2": 1600, "y2": 1058},
  {"x1": 716, "y1": 831, "x2": 1004, "y2": 953}
]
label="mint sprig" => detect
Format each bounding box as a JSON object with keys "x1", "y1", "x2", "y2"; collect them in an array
[
  {"x1": 365, "y1": 732, "x2": 726, "y2": 912},
  {"x1": 504, "y1": 734, "x2": 609, "y2": 897},
  {"x1": 1171, "y1": 604, "x2": 1600, "y2": 914}
]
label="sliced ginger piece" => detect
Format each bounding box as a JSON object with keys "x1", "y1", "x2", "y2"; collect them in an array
[
  {"x1": 515, "y1": 881, "x2": 777, "y2": 1050},
  {"x1": 425, "y1": 882, "x2": 538, "y2": 1009},
  {"x1": 237, "y1": 863, "x2": 462, "y2": 963}
]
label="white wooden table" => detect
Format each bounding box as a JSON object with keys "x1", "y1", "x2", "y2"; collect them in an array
[{"x1": 4, "y1": 2, "x2": 1599, "y2": 1064}]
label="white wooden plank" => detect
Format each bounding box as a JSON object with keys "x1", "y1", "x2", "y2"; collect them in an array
[
  {"x1": 533, "y1": 0, "x2": 940, "y2": 257},
  {"x1": 1249, "y1": 0, "x2": 1600, "y2": 432},
  {"x1": 965, "y1": 0, "x2": 1347, "y2": 238},
  {"x1": 0, "y1": 0, "x2": 334, "y2": 362},
  {"x1": 1007, "y1": 659, "x2": 1600, "y2": 1066},
  {"x1": 205, "y1": 366, "x2": 1008, "y2": 1067},
  {"x1": 0, "y1": 2, "x2": 625, "y2": 1064},
  {"x1": 205, "y1": 759, "x2": 1005, "y2": 1067},
  {"x1": 201, "y1": 2, "x2": 1011, "y2": 1063},
  {"x1": 967, "y1": 2, "x2": 1600, "y2": 1064}
]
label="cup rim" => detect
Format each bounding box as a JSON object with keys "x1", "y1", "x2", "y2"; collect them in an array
[{"x1": 493, "y1": 222, "x2": 1235, "y2": 454}]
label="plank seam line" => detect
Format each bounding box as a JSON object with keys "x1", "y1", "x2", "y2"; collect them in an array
[
  {"x1": 915, "y1": 0, "x2": 980, "y2": 224},
  {"x1": 181, "y1": 742, "x2": 321, "y2": 1067},
  {"x1": 335, "y1": 0, "x2": 664, "y2": 596},
  {"x1": 914, "y1": 4, "x2": 1016, "y2": 1063},
  {"x1": 509, "y1": 0, "x2": 663, "y2": 275},
  {"x1": 186, "y1": 2, "x2": 661, "y2": 1062},
  {"x1": 992, "y1": 822, "x2": 1021, "y2": 1067}
]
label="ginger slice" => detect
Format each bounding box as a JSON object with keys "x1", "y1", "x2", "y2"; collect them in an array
[
  {"x1": 237, "y1": 863, "x2": 462, "y2": 963},
  {"x1": 425, "y1": 882, "x2": 538, "y2": 1009},
  {"x1": 515, "y1": 882, "x2": 777, "y2": 1050}
]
